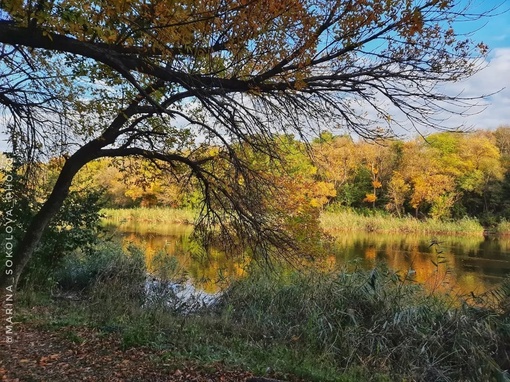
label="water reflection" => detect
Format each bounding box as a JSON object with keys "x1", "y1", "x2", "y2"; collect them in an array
[
  {"x1": 106, "y1": 222, "x2": 510, "y2": 295},
  {"x1": 332, "y1": 233, "x2": 510, "y2": 295},
  {"x1": 105, "y1": 222, "x2": 247, "y2": 293}
]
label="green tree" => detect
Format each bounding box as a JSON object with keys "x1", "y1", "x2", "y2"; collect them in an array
[
  {"x1": 488, "y1": 126, "x2": 510, "y2": 218},
  {"x1": 426, "y1": 131, "x2": 503, "y2": 217},
  {"x1": 459, "y1": 131, "x2": 503, "y2": 213},
  {"x1": 494, "y1": 126, "x2": 510, "y2": 161}
]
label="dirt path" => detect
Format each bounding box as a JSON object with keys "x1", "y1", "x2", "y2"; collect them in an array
[{"x1": 0, "y1": 323, "x2": 256, "y2": 381}]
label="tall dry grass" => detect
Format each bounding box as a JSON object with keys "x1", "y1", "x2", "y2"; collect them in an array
[
  {"x1": 101, "y1": 207, "x2": 195, "y2": 225},
  {"x1": 218, "y1": 266, "x2": 510, "y2": 381},
  {"x1": 321, "y1": 210, "x2": 483, "y2": 235}
]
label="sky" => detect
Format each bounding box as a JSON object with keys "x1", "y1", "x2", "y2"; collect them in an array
[
  {"x1": 362, "y1": 0, "x2": 510, "y2": 138},
  {"x1": 437, "y1": 0, "x2": 510, "y2": 131},
  {"x1": 0, "y1": 1, "x2": 509, "y2": 151}
]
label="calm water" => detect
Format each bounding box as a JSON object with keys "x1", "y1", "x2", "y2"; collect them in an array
[{"x1": 107, "y1": 222, "x2": 510, "y2": 295}]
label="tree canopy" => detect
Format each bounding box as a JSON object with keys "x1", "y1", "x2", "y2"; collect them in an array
[{"x1": 0, "y1": 0, "x2": 498, "y2": 288}]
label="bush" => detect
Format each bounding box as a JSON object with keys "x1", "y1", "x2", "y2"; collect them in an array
[
  {"x1": 55, "y1": 242, "x2": 146, "y2": 294},
  {"x1": 0, "y1": 155, "x2": 107, "y2": 286}
]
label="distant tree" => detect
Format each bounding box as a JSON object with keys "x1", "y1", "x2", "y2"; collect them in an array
[
  {"x1": 0, "y1": 0, "x2": 497, "y2": 289},
  {"x1": 313, "y1": 135, "x2": 358, "y2": 191},
  {"x1": 489, "y1": 126, "x2": 510, "y2": 218},
  {"x1": 398, "y1": 140, "x2": 456, "y2": 218},
  {"x1": 357, "y1": 140, "x2": 394, "y2": 208},
  {"x1": 426, "y1": 131, "x2": 503, "y2": 216},
  {"x1": 460, "y1": 132, "x2": 503, "y2": 194},
  {"x1": 454, "y1": 131, "x2": 504, "y2": 217},
  {"x1": 386, "y1": 171, "x2": 410, "y2": 218},
  {"x1": 494, "y1": 126, "x2": 510, "y2": 167}
]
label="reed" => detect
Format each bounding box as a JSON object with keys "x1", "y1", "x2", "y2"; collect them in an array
[
  {"x1": 217, "y1": 266, "x2": 510, "y2": 381},
  {"x1": 496, "y1": 219, "x2": 510, "y2": 235},
  {"x1": 102, "y1": 207, "x2": 485, "y2": 236},
  {"x1": 320, "y1": 210, "x2": 484, "y2": 235},
  {"x1": 101, "y1": 207, "x2": 196, "y2": 225}
]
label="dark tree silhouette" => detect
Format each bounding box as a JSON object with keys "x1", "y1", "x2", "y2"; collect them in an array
[{"x1": 0, "y1": 0, "x2": 499, "y2": 289}]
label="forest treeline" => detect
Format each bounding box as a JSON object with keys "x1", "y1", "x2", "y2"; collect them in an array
[{"x1": 22, "y1": 126, "x2": 510, "y2": 224}]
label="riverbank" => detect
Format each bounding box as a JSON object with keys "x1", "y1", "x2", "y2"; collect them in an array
[
  {"x1": 101, "y1": 207, "x2": 494, "y2": 236},
  {"x1": 7, "y1": 254, "x2": 510, "y2": 382},
  {"x1": 320, "y1": 210, "x2": 485, "y2": 235}
]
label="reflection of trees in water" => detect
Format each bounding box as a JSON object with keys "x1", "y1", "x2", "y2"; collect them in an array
[
  {"x1": 114, "y1": 225, "x2": 247, "y2": 293},
  {"x1": 113, "y1": 223, "x2": 510, "y2": 295},
  {"x1": 334, "y1": 233, "x2": 510, "y2": 295}
]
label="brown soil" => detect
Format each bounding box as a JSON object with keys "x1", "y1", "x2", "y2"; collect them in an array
[{"x1": 0, "y1": 322, "x2": 256, "y2": 382}]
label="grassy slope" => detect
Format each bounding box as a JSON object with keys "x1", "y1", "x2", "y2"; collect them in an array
[{"x1": 15, "y1": 263, "x2": 510, "y2": 382}]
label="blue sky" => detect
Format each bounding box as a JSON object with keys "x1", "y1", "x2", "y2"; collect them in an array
[
  {"x1": 336, "y1": 1, "x2": 510, "y2": 137},
  {"x1": 367, "y1": 0, "x2": 510, "y2": 136},
  {"x1": 1, "y1": 1, "x2": 509, "y2": 151},
  {"x1": 441, "y1": 0, "x2": 510, "y2": 130},
  {"x1": 462, "y1": 1, "x2": 510, "y2": 49},
  {"x1": 465, "y1": 0, "x2": 510, "y2": 128}
]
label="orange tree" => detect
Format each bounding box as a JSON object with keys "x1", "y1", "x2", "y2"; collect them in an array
[{"x1": 0, "y1": 0, "x2": 496, "y2": 288}]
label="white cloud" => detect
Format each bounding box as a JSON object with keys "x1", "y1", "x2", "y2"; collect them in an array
[
  {"x1": 438, "y1": 48, "x2": 510, "y2": 130},
  {"x1": 363, "y1": 48, "x2": 510, "y2": 138}
]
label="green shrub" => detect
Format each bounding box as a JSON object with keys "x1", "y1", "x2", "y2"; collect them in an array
[
  {"x1": 55, "y1": 242, "x2": 146, "y2": 293},
  {"x1": 0, "y1": 154, "x2": 107, "y2": 286}
]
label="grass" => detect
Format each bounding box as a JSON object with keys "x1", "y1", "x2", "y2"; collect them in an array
[
  {"x1": 101, "y1": 207, "x2": 486, "y2": 236},
  {"x1": 496, "y1": 219, "x2": 510, "y2": 235},
  {"x1": 320, "y1": 209, "x2": 484, "y2": 235},
  {"x1": 15, "y1": 242, "x2": 510, "y2": 382},
  {"x1": 101, "y1": 207, "x2": 196, "y2": 225}
]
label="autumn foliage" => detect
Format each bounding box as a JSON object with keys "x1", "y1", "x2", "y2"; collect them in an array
[
  {"x1": 23, "y1": 127, "x2": 510, "y2": 223},
  {"x1": 0, "y1": 0, "x2": 498, "y2": 287}
]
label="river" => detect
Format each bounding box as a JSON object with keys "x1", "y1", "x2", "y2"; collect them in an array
[{"x1": 106, "y1": 221, "x2": 510, "y2": 296}]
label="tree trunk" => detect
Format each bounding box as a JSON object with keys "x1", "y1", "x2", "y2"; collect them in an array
[
  {"x1": 0, "y1": 87, "x2": 146, "y2": 292},
  {"x1": 0, "y1": 151, "x2": 94, "y2": 291}
]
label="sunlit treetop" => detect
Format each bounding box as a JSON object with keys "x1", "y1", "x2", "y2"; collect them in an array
[{"x1": 0, "y1": 0, "x2": 492, "y2": 134}]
